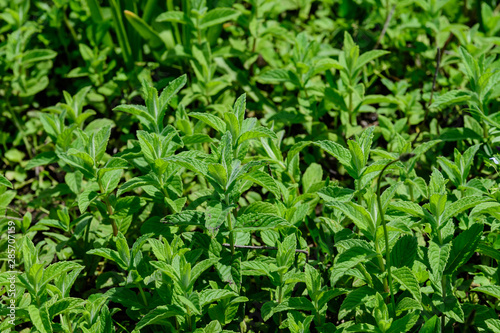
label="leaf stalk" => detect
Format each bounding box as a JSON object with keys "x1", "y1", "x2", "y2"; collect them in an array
[{"x1": 376, "y1": 155, "x2": 412, "y2": 316}]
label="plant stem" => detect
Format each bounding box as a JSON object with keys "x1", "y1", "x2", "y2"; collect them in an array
[
  {"x1": 64, "y1": 313, "x2": 74, "y2": 333},
  {"x1": 251, "y1": 3, "x2": 259, "y2": 53},
  {"x1": 187, "y1": 309, "x2": 192, "y2": 331},
  {"x1": 436, "y1": 227, "x2": 447, "y2": 332},
  {"x1": 278, "y1": 283, "x2": 283, "y2": 303},
  {"x1": 83, "y1": 216, "x2": 93, "y2": 276},
  {"x1": 373, "y1": 239, "x2": 387, "y2": 291},
  {"x1": 316, "y1": 311, "x2": 322, "y2": 327},
  {"x1": 98, "y1": 180, "x2": 118, "y2": 236},
  {"x1": 348, "y1": 91, "x2": 355, "y2": 126},
  {"x1": 228, "y1": 215, "x2": 235, "y2": 256},
  {"x1": 84, "y1": 217, "x2": 91, "y2": 249},
  {"x1": 278, "y1": 274, "x2": 284, "y2": 329},
  {"x1": 225, "y1": 194, "x2": 235, "y2": 256},
  {"x1": 376, "y1": 158, "x2": 399, "y2": 317},
  {"x1": 221, "y1": 243, "x2": 309, "y2": 255},
  {"x1": 63, "y1": 6, "x2": 79, "y2": 44},
  {"x1": 167, "y1": 0, "x2": 182, "y2": 45},
  {"x1": 196, "y1": 12, "x2": 202, "y2": 45},
  {"x1": 428, "y1": 47, "x2": 442, "y2": 108},
  {"x1": 285, "y1": 170, "x2": 301, "y2": 195},
  {"x1": 355, "y1": 179, "x2": 363, "y2": 205},
  {"x1": 441, "y1": 275, "x2": 447, "y2": 332},
  {"x1": 109, "y1": 0, "x2": 133, "y2": 69},
  {"x1": 137, "y1": 283, "x2": 148, "y2": 306},
  {"x1": 374, "y1": 4, "x2": 396, "y2": 49},
  {"x1": 6, "y1": 99, "x2": 33, "y2": 158},
  {"x1": 408, "y1": 182, "x2": 414, "y2": 201}
]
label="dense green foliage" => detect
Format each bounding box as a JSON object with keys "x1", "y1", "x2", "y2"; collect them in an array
[{"x1": 1, "y1": 0, "x2": 500, "y2": 332}]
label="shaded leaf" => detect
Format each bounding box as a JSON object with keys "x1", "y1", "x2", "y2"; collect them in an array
[
  {"x1": 314, "y1": 140, "x2": 352, "y2": 172},
  {"x1": 262, "y1": 297, "x2": 315, "y2": 321},
  {"x1": 199, "y1": 8, "x2": 239, "y2": 29},
  {"x1": 473, "y1": 285, "x2": 500, "y2": 300},
  {"x1": 200, "y1": 289, "x2": 238, "y2": 307},
  {"x1": 135, "y1": 305, "x2": 185, "y2": 330},
  {"x1": 431, "y1": 90, "x2": 471, "y2": 109},
  {"x1": 233, "y1": 213, "x2": 288, "y2": 232},
  {"x1": 390, "y1": 235, "x2": 417, "y2": 268},
  {"x1": 26, "y1": 152, "x2": 58, "y2": 170},
  {"x1": 28, "y1": 305, "x2": 52, "y2": 333},
  {"x1": 257, "y1": 69, "x2": 292, "y2": 83},
  {"x1": 189, "y1": 112, "x2": 226, "y2": 133},
  {"x1": 339, "y1": 286, "x2": 377, "y2": 320},
  {"x1": 419, "y1": 315, "x2": 440, "y2": 333},
  {"x1": 444, "y1": 223, "x2": 483, "y2": 275},
  {"x1": 330, "y1": 247, "x2": 377, "y2": 286},
  {"x1": 428, "y1": 241, "x2": 451, "y2": 281},
  {"x1": 239, "y1": 126, "x2": 277, "y2": 143},
  {"x1": 392, "y1": 267, "x2": 421, "y2": 302},
  {"x1": 242, "y1": 170, "x2": 280, "y2": 198}
]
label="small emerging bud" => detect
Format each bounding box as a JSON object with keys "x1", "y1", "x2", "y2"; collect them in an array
[{"x1": 490, "y1": 157, "x2": 499, "y2": 165}]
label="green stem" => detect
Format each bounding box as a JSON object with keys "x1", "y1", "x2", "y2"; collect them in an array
[
  {"x1": 6, "y1": 99, "x2": 33, "y2": 158},
  {"x1": 137, "y1": 283, "x2": 148, "y2": 306},
  {"x1": 376, "y1": 158, "x2": 399, "y2": 317},
  {"x1": 84, "y1": 217, "x2": 91, "y2": 249},
  {"x1": 98, "y1": 180, "x2": 118, "y2": 236},
  {"x1": 355, "y1": 179, "x2": 363, "y2": 205},
  {"x1": 277, "y1": 274, "x2": 284, "y2": 330},
  {"x1": 436, "y1": 227, "x2": 447, "y2": 332},
  {"x1": 373, "y1": 238, "x2": 387, "y2": 292},
  {"x1": 277, "y1": 283, "x2": 283, "y2": 303},
  {"x1": 349, "y1": 91, "x2": 355, "y2": 126},
  {"x1": 167, "y1": 0, "x2": 182, "y2": 45},
  {"x1": 110, "y1": 0, "x2": 133, "y2": 69},
  {"x1": 114, "y1": 320, "x2": 132, "y2": 332},
  {"x1": 186, "y1": 307, "x2": 192, "y2": 331},
  {"x1": 285, "y1": 170, "x2": 300, "y2": 195},
  {"x1": 63, "y1": 7, "x2": 78, "y2": 43},
  {"x1": 441, "y1": 275, "x2": 447, "y2": 332},
  {"x1": 228, "y1": 214, "x2": 235, "y2": 256},
  {"x1": 483, "y1": 122, "x2": 489, "y2": 141},
  {"x1": 197, "y1": 22, "x2": 202, "y2": 45},
  {"x1": 64, "y1": 313, "x2": 74, "y2": 333},
  {"x1": 181, "y1": 0, "x2": 191, "y2": 52},
  {"x1": 315, "y1": 311, "x2": 322, "y2": 327},
  {"x1": 107, "y1": 198, "x2": 118, "y2": 236},
  {"x1": 225, "y1": 194, "x2": 235, "y2": 256},
  {"x1": 251, "y1": 3, "x2": 259, "y2": 53},
  {"x1": 408, "y1": 182, "x2": 414, "y2": 201}
]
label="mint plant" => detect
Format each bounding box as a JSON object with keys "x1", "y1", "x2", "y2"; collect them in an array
[{"x1": 2, "y1": 1, "x2": 500, "y2": 332}]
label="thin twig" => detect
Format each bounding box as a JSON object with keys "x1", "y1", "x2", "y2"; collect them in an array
[
  {"x1": 376, "y1": 159, "x2": 398, "y2": 317},
  {"x1": 424, "y1": 33, "x2": 452, "y2": 127},
  {"x1": 428, "y1": 47, "x2": 442, "y2": 108},
  {"x1": 441, "y1": 32, "x2": 454, "y2": 54},
  {"x1": 1, "y1": 216, "x2": 23, "y2": 221},
  {"x1": 222, "y1": 243, "x2": 309, "y2": 255},
  {"x1": 374, "y1": 5, "x2": 396, "y2": 49}
]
